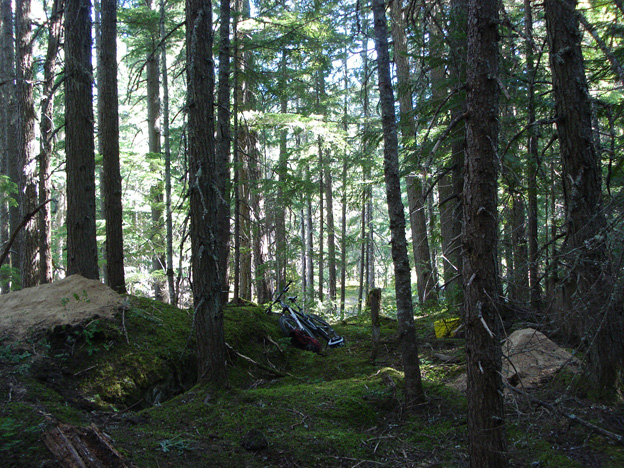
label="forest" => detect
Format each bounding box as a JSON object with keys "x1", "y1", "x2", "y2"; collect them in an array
[{"x1": 1, "y1": 0, "x2": 624, "y2": 466}]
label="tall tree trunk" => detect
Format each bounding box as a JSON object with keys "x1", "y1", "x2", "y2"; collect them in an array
[
  {"x1": 65, "y1": 0, "x2": 99, "y2": 279},
  {"x1": 247, "y1": 124, "x2": 270, "y2": 302},
  {"x1": 275, "y1": 52, "x2": 288, "y2": 291},
  {"x1": 216, "y1": 0, "x2": 231, "y2": 303},
  {"x1": 235, "y1": 0, "x2": 264, "y2": 302},
  {"x1": 357, "y1": 200, "x2": 365, "y2": 315},
  {"x1": 358, "y1": 13, "x2": 372, "y2": 312},
  {"x1": 390, "y1": 0, "x2": 436, "y2": 305},
  {"x1": 366, "y1": 177, "x2": 374, "y2": 290},
  {"x1": 99, "y1": 0, "x2": 126, "y2": 293},
  {"x1": 232, "y1": 10, "x2": 241, "y2": 302},
  {"x1": 186, "y1": 0, "x2": 228, "y2": 387},
  {"x1": 340, "y1": 52, "x2": 349, "y2": 317},
  {"x1": 306, "y1": 181, "x2": 314, "y2": 303},
  {"x1": 544, "y1": 0, "x2": 624, "y2": 393},
  {"x1": 160, "y1": 0, "x2": 175, "y2": 304},
  {"x1": 38, "y1": 0, "x2": 63, "y2": 285},
  {"x1": 325, "y1": 155, "x2": 337, "y2": 303},
  {"x1": 372, "y1": 0, "x2": 424, "y2": 406},
  {"x1": 145, "y1": 2, "x2": 166, "y2": 301},
  {"x1": 439, "y1": 173, "x2": 458, "y2": 297},
  {"x1": 300, "y1": 208, "x2": 307, "y2": 307},
  {"x1": 524, "y1": 0, "x2": 541, "y2": 310},
  {"x1": 463, "y1": 0, "x2": 507, "y2": 465},
  {"x1": 0, "y1": 0, "x2": 14, "y2": 291},
  {"x1": 318, "y1": 141, "x2": 324, "y2": 302},
  {"x1": 511, "y1": 192, "x2": 528, "y2": 305},
  {"x1": 447, "y1": 0, "x2": 467, "y2": 311},
  {"x1": 2, "y1": 0, "x2": 19, "y2": 288},
  {"x1": 16, "y1": 0, "x2": 39, "y2": 288}
]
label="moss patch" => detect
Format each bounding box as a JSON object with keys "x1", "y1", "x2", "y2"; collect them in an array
[{"x1": 1, "y1": 294, "x2": 623, "y2": 468}]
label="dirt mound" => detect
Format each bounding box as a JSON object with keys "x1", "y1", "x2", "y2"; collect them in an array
[
  {"x1": 0, "y1": 275, "x2": 125, "y2": 345},
  {"x1": 451, "y1": 328, "x2": 579, "y2": 392},
  {"x1": 502, "y1": 328, "x2": 580, "y2": 388}
]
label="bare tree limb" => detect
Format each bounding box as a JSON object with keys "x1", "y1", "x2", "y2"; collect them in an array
[
  {"x1": 0, "y1": 199, "x2": 51, "y2": 268},
  {"x1": 505, "y1": 381, "x2": 624, "y2": 445}
]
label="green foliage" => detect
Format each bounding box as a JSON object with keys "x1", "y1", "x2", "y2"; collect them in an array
[
  {"x1": 0, "y1": 417, "x2": 40, "y2": 452},
  {"x1": 158, "y1": 435, "x2": 194, "y2": 454},
  {"x1": 0, "y1": 175, "x2": 17, "y2": 209}
]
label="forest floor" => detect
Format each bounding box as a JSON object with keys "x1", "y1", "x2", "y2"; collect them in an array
[{"x1": 1, "y1": 276, "x2": 623, "y2": 467}]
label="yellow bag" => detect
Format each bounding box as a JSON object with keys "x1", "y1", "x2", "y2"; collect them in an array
[{"x1": 434, "y1": 318, "x2": 461, "y2": 338}]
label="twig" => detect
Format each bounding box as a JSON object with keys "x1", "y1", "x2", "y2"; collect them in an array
[
  {"x1": 0, "y1": 200, "x2": 51, "y2": 267},
  {"x1": 224, "y1": 342, "x2": 288, "y2": 377},
  {"x1": 122, "y1": 309, "x2": 130, "y2": 344},
  {"x1": 505, "y1": 382, "x2": 624, "y2": 445},
  {"x1": 73, "y1": 365, "x2": 97, "y2": 377}
]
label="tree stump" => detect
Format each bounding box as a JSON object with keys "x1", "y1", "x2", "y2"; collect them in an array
[{"x1": 367, "y1": 288, "x2": 382, "y2": 363}]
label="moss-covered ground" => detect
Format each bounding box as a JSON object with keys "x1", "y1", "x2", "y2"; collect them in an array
[{"x1": 1, "y1": 295, "x2": 623, "y2": 467}]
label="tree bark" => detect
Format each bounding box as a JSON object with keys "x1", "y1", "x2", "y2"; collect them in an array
[
  {"x1": 160, "y1": 0, "x2": 175, "y2": 304},
  {"x1": 340, "y1": 53, "x2": 349, "y2": 318},
  {"x1": 372, "y1": 0, "x2": 424, "y2": 407},
  {"x1": 216, "y1": 0, "x2": 232, "y2": 303},
  {"x1": 99, "y1": 0, "x2": 126, "y2": 293},
  {"x1": 318, "y1": 137, "x2": 324, "y2": 303},
  {"x1": 524, "y1": 0, "x2": 541, "y2": 310},
  {"x1": 1, "y1": 0, "x2": 19, "y2": 288},
  {"x1": 65, "y1": 0, "x2": 99, "y2": 280},
  {"x1": 306, "y1": 180, "x2": 314, "y2": 302},
  {"x1": 275, "y1": 52, "x2": 288, "y2": 291},
  {"x1": 0, "y1": 0, "x2": 11, "y2": 291},
  {"x1": 325, "y1": 155, "x2": 337, "y2": 303},
  {"x1": 368, "y1": 287, "x2": 382, "y2": 363},
  {"x1": 447, "y1": 0, "x2": 467, "y2": 311},
  {"x1": 544, "y1": 0, "x2": 624, "y2": 392},
  {"x1": 390, "y1": 0, "x2": 437, "y2": 305},
  {"x1": 186, "y1": 0, "x2": 228, "y2": 386},
  {"x1": 463, "y1": 0, "x2": 508, "y2": 465},
  {"x1": 145, "y1": 0, "x2": 166, "y2": 301},
  {"x1": 38, "y1": 0, "x2": 63, "y2": 285},
  {"x1": 16, "y1": 0, "x2": 39, "y2": 288}
]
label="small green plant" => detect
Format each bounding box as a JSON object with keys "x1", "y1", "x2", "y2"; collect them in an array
[
  {"x1": 61, "y1": 290, "x2": 91, "y2": 310},
  {"x1": 0, "y1": 344, "x2": 31, "y2": 364},
  {"x1": 0, "y1": 418, "x2": 40, "y2": 452},
  {"x1": 159, "y1": 435, "x2": 193, "y2": 453},
  {"x1": 0, "y1": 418, "x2": 21, "y2": 452},
  {"x1": 81, "y1": 320, "x2": 102, "y2": 356}
]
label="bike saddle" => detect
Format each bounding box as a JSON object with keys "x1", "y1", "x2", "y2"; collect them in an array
[{"x1": 288, "y1": 296, "x2": 297, "y2": 302}]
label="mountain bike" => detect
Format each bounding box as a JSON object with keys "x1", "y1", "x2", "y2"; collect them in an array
[{"x1": 265, "y1": 280, "x2": 345, "y2": 349}]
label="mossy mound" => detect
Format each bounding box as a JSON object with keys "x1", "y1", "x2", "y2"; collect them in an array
[{"x1": 2, "y1": 295, "x2": 624, "y2": 468}]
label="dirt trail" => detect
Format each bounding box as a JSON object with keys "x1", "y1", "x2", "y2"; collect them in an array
[{"x1": 0, "y1": 275, "x2": 124, "y2": 345}]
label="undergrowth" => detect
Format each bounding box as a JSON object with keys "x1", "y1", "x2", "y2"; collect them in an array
[{"x1": 0, "y1": 294, "x2": 623, "y2": 467}]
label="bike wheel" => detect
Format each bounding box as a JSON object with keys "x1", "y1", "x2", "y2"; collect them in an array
[
  {"x1": 279, "y1": 315, "x2": 315, "y2": 339},
  {"x1": 308, "y1": 314, "x2": 345, "y2": 347}
]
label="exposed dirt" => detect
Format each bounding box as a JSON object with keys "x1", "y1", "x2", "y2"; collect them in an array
[
  {"x1": 451, "y1": 327, "x2": 580, "y2": 392},
  {"x1": 0, "y1": 275, "x2": 125, "y2": 345},
  {"x1": 502, "y1": 327, "x2": 580, "y2": 388}
]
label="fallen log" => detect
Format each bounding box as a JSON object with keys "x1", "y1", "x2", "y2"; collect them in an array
[{"x1": 42, "y1": 423, "x2": 135, "y2": 468}]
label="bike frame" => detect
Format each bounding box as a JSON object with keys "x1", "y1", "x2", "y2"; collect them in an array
[{"x1": 267, "y1": 280, "x2": 345, "y2": 347}]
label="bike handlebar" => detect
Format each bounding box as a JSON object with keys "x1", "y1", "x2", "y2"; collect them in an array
[{"x1": 265, "y1": 280, "x2": 294, "y2": 313}]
